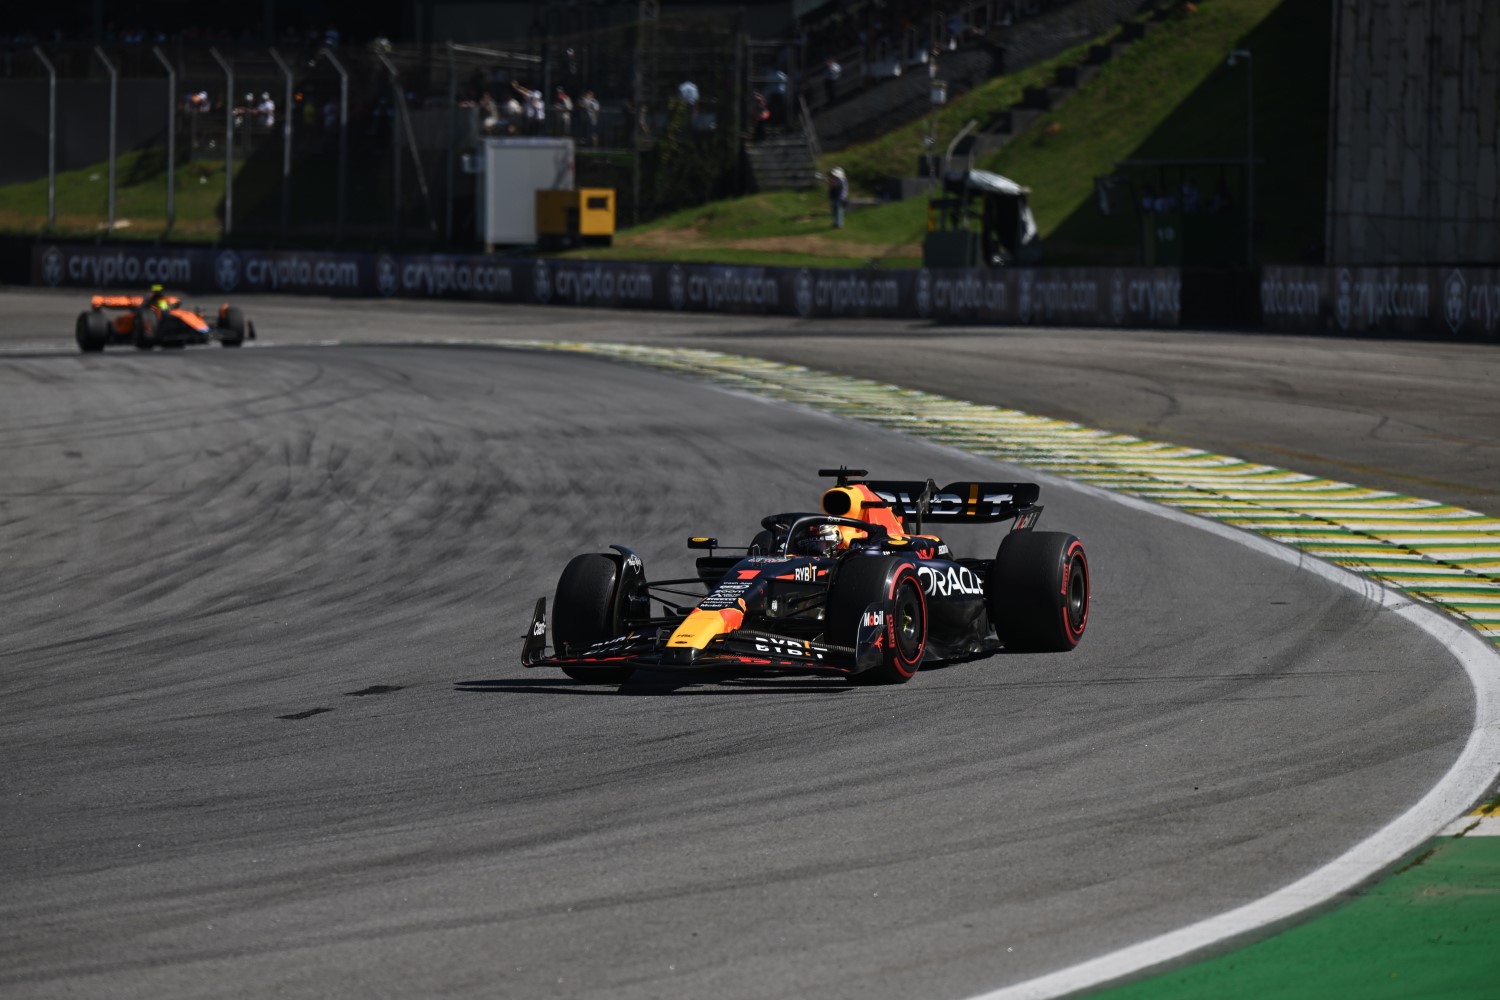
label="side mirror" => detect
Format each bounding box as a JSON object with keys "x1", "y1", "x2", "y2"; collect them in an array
[{"x1": 686, "y1": 536, "x2": 718, "y2": 550}]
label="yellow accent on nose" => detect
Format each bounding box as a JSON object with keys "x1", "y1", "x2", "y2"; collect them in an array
[{"x1": 666, "y1": 608, "x2": 743, "y2": 649}]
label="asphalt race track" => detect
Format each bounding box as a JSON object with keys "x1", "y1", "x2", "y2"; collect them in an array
[{"x1": 0, "y1": 290, "x2": 1487, "y2": 999}]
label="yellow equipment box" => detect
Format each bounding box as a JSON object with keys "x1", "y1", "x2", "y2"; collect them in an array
[{"x1": 535, "y1": 188, "x2": 615, "y2": 247}]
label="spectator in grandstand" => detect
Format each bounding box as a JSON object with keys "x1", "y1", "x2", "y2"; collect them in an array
[
  {"x1": 824, "y1": 58, "x2": 841, "y2": 105},
  {"x1": 767, "y1": 69, "x2": 789, "y2": 125},
  {"x1": 553, "y1": 87, "x2": 573, "y2": 137},
  {"x1": 678, "y1": 79, "x2": 699, "y2": 112},
  {"x1": 511, "y1": 80, "x2": 545, "y2": 135},
  {"x1": 1181, "y1": 177, "x2": 1200, "y2": 214},
  {"x1": 479, "y1": 91, "x2": 500, "y2": 134},
  {"x1": 581, "y1": 90, "x2": 601, "y2": 146},
  {"x1": 827, "y1": 167, "x2": 849, "y2": 229}
]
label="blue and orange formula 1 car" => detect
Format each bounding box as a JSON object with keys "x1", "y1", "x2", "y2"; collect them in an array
[
  {"x1": 74, "y1": 288, "x2": 255, "y2": 352},
  {"x1": 522, "y1": 469, "x2": 1089, "y2": 685}
]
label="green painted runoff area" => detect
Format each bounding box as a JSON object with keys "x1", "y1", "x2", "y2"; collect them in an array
[{"x1": 1086, "y1": 835, "x2": 1500, "y2": 999}]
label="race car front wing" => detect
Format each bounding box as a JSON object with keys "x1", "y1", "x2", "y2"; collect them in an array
[{"x1": 520, "y1": 598, "x2": 890, "y2": 676}]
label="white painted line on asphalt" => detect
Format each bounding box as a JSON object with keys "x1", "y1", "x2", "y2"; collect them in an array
[
  {"x1": 1440, "y1": 813, "x2": 1500, "y2": 836},
  {"x1": 958, "y1": 481, "x2": 1500, "y2": 1000}
]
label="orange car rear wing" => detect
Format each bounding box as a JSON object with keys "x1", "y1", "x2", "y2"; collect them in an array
[
  {"x1": 92, "y1": 295, "x2": 143, "y2": 309},
  {"x1": 91, "y1": 294, "x2": 181, "y2": 310}
]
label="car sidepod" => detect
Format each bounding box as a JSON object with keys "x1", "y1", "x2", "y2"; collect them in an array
[{"x1": 914, "y1": 557, "x2": 997, "y2": 661}]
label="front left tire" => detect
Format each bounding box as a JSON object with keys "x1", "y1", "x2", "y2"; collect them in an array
[
  {"x1": 552, "y1": 553, "x2": 637, "y2": 684},
  {"x1": 827, "y1": 556, "x2": 927, "y2": 685}
]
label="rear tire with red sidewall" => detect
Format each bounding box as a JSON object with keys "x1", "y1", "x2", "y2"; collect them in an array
[
  {"x1": 553, "y1": 553, "x2": 636, "y2": 684},
  {"x1": 828, "y1": 556, "x2": 927, "y2": 685},
  {"x1": 986, "y1": 531, "x2": 1088, "y2": 652}
]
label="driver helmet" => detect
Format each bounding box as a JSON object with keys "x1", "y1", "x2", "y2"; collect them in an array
[{"x1": 800, "y1": 523, "x2": 844, "y2": 556}]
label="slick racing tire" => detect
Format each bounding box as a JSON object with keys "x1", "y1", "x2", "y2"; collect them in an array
[
  {"x1": 133, "y1": 310, "x2": 158, "y2": 351},
  {"x1": 553, "y1": 553, "x2": 637, "y2": 684},
  {"x1": 219, "y1": 306, "x2": 247, "y2": 347},
  {"x1": 828, "y1": 556, "x2": 926, "y2": 685},
  {"x1": 75, "y1": 311, "x2": 109, "y2": 353},
  {"x1": 986, "y1": 531, "x2": 1089, "y2": 653}
]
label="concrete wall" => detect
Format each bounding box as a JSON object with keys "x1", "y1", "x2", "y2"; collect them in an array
[{"x1": 1326, "y1": 0, "x2": 1500, "y2": 264}]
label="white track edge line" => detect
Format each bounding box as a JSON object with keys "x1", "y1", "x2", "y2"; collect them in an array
[{"x1": 947, "y1": 482, "x2": 1500, "y2": 1000}]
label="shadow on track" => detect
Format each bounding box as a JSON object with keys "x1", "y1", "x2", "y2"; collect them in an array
[{"x1": 456, "y1": 671, "x2": 856, "y2": 697}]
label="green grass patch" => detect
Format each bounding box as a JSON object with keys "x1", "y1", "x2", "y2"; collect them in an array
[
  {"x1": 0, "y1": 148, "x2": 231, "y2": 241},
  {"x1": 580, "y1": 188, "x2": 931, "y2": 268},
  {"x1": 1085, "y1": 836, "x2": 1500, "y2": 1000},
  {"x1": 988, "y1": 0, "x2": 1330, "y2": 264},
  {"x1": 820, "y1": 38, "x2": 1101, "y2": 194}
]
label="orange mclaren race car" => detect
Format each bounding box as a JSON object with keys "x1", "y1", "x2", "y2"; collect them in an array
[
  {"x1": 522, "y1": 468, "x2": 1089, "y2": 685},
  {"x1": 74, "y1": 287, "x2": 255, "y2": 352}
]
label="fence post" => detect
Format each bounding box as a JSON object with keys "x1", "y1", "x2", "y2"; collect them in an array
[
  {"x1": 151, "y1": 46, "x2": 176, "y2": 234},
  {"x1": 32, "y1": 47, "x2": 56, "y2": 231},
  {"x1": 269, "y1": 48, "x2": 295, "y2": 237},
  {"x1": 316, "y1": 48, "x2": 350, "y2": 243},
  {"x1": 209, "y1": 47, "x2": 234, "y2": 237},
  {"x1": 445, "y1": 41, "x2": 456, "y2": 244},
  {"x1": 93, "y1": 47, "x2": 119, "y2": 234},
  {"x1": 375, "y1": 50, "x2": 403, "y2": 244}
]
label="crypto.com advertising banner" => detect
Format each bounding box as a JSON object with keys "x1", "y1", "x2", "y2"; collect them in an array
[
  {"x1": 32, "y1": 243, "x2": 373, "y2": 297},
  {"x1": 33, "y1": 242, "x2": 1181, "y2": 327},
  {"x1": 1261, "y1": 265, "x2": 1500, "y2": 339}
]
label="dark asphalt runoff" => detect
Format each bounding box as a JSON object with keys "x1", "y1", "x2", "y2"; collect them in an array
[{"x1": 0, "y1": 289, "x2": 1484, "y2": 999}]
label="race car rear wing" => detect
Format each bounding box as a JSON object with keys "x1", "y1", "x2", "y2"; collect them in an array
[
  {"x1": 91, "y1": 294, "x2": 180, "y2": 309},
  {"x1": 862, "y1": 479, "x2": 1041, "y2": 530}
]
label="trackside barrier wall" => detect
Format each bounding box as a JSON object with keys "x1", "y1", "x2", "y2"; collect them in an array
[
  {"x1": 1261, "y1": 265, "x2": 1500, "y2": 341},
  {"x1": 30, "y1": 242, "x2": 1180, "y2": 327},
  {"x1": 30, "y1": 245, "x2": 1500, "y2": 338}
]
